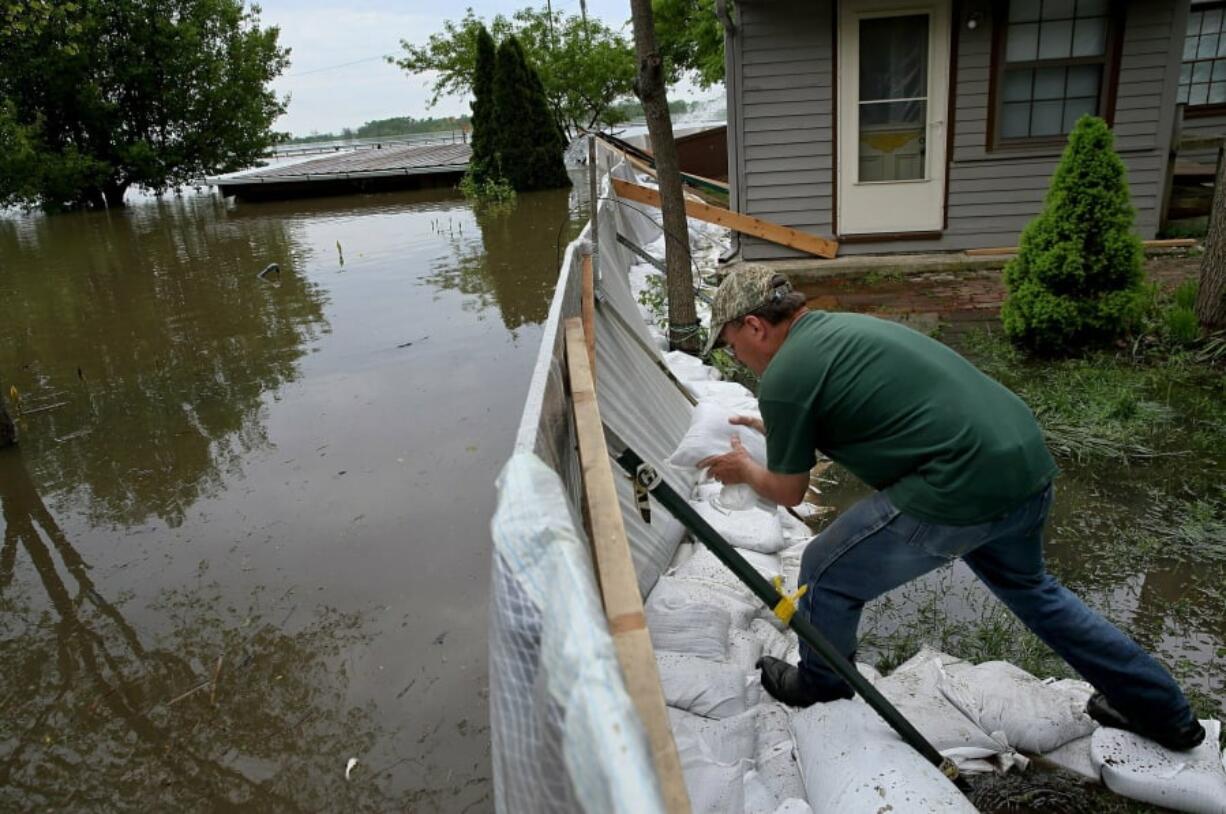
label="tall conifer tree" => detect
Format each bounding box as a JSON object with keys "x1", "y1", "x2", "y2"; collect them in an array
[
  {"x1": 469, "y1": 25, "x2": 498, "y2": 183},
  {"x1": 491, "y1": 37, "x2": 570, "y2": 191}
]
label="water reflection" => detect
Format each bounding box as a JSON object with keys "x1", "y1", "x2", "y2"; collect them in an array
[
  {"x1": 0, "y1": 198, "x2": 328, "y2": 527},
  {"x1": 0, "y1": 448, "x2": 416, "y2": 811},
  {"x1": 423, "y1": 183, "x2": 582, "y2": 332}
]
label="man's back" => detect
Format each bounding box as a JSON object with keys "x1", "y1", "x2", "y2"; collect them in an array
[{"x1": 758, "y1": 310, "x2": 1057, "y2": 525}]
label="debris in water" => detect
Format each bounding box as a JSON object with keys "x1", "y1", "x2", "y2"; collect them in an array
[
  {"x1": 257, "y1": 262, "x2": 280, "y2": 279},
  {"x1": 434, "y1": 631, "x2": 448, "y2": 646},
  {"x1": 345, "y1": 757, "x2": 358, "y2": 780},
  {"x1": 336, "y1": 240, "x2": 345, "y2": 267},
  {"x1": 397, "y1": 335, "x2": 429, "y2": 349}
]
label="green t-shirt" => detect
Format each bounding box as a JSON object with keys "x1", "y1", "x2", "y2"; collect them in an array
[{"x1": 759, "y1": 311, "x2": 1057, "y2": 525}]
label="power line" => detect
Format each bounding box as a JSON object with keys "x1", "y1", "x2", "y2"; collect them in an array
[{"x1": 286, "y1": 55, "x2": 392, "y2": 78}]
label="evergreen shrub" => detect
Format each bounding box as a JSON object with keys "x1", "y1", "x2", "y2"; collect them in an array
[
  {"x1": 1001, "y1": 116, "x2": 1148, "y2": 354},
  {"x1": 491, "y1": 37, "x2": 570, "y2": 192},
  {"x1": 468, "y1": 25, "x2": 498, "y2": 184}
]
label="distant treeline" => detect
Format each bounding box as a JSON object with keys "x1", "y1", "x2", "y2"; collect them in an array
[{"x1": 289, "y1": 115, "x2": 471, "y2": 144}]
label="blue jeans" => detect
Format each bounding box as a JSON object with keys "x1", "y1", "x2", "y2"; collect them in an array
[{"x1": 797, "y1": 484, "x2": 1197, "y2": 731}]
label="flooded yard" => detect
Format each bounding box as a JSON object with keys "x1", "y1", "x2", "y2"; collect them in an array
[{"x1": 0, "y1": 181, "x2": 583, "y2": 811}]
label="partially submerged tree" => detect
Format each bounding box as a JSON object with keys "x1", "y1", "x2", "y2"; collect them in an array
[
  {"x1": 654, "y1": 0, "x2": 727, "y2": 88},
  {"x1": 491, "y1": 37, "x2": 570, "y2": 191},
  {"x1": 1002, "y1": 116, "x2": 1148, "y2": 355},
  {"x1": 392, "y1": 7, "x2": 635, "y2": 140},
  {"x1": 1195, "y1": 147, "x2": 1226, "y2": 329},
  {"x1": 629, "y1": 0, "x2": 699, "y2": 353},
  {"x1": 0, "y1": 0, "x2": 289, "y2": 211},
  {"x1": 1, "y1": 382, "x2": 14, "y2": 448}
]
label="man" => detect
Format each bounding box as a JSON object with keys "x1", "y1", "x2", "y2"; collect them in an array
[{"x1": 696, "y1": 267, "x2": 1205, "y2": 751}]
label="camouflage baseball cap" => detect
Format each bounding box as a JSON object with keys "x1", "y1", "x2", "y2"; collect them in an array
[{"x1": 702, "y1": 267, "x2": 794, "y2": 356}]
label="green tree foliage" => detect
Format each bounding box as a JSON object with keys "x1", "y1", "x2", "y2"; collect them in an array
[
  {"x1": 0, "y1": 0, "x2": 289, "y2": 211},
  {"x1": 1002, "y1": 116, "x2": 1148, "y2": 354},
  {"x1": 491, "y1": 37, "x2": 570, "y2": 191},
  {"x1": 392, "y1": 7, "x2": 635, "y2": 139},
  {"x1": 286, "y1": 115, "x2": 470, "y2": 144},
  {"x1": 654, "y1": 0, "x2": 727, "y2": 88},
  {"x1": 469, "y1": 25, "x2": 498, "y2": 183}
]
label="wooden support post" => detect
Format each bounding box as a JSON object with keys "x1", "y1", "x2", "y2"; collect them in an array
[
  {"x1": 612, "y1": 177, "x2": 839, "y2": 259},
  {"x1": 564, "y1": 318, "x2": 690, "y2": 814},
  {"x1": 581, "y1": 254, "x2": 597, "y2": 385}
]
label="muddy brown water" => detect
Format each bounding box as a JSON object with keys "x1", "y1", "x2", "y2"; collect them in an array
[{"x1": 0, "y1": 181, "x2": 585, "y2": 811}]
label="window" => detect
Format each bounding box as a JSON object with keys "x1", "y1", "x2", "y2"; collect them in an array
[
  {"x1": 1179, "y1": 4, "x2": 1226, "y2": 110},
  {"x1": 993, "y1": 0, "x2": 1116, "y2": 145}
]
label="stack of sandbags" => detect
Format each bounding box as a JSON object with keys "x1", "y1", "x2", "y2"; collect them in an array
[{"x1": 1091, "y1": 719, "x2": 1226, "y2": 813}]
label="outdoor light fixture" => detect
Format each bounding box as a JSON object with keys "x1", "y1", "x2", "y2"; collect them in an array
[{"x1": 966, "y1": 11, "x2": 983, "y2": 30}]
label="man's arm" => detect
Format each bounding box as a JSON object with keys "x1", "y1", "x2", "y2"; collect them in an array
[{"x1": 697, "y1": 436, "x2": 811, "y2": 507}]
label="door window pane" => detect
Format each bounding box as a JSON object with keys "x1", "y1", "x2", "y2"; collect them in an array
[
  {"x1": 1188, "y1": 11, "x2": 1204, "y2": 37},
  {"x1": 1185, "y1": 35, "x2": 1201, "y2": 61},
  {"x1": 1194, "y1": 61, "x2": 1213, "y2": 84},
  {"x1": 1191, "y1": 83, "x2": 1210, "y2": 106},
  {"x1": 1212, "y1": 83, "x2": 1226, "y2": 104},
  {"x1": 1214, "y1": 61, "x2": 1226, "y2": 83},
  {"x1": 1066, "y1": 64, "x2": 1100, "y2": 98},
  {"x1": 1205, "y1": 8, "x2": 1224, "y2": 35},
  {"x1": 1034, "y1": 67, "x2": 1066, "y2": 99},
  {"x1": 858, "y1": 101, "x2": 927, "y2": 182},
  {"x1": 1199, "y1": 34, "x2": 1220, "y2": 61},
  {"x1": 1003, "y1": 69, "x2": 1033, "y2": 102},
  {"x1": 859, "y1": 15, "x2": 928, "y2": 101},
  {"x1": 1031, "y1": 101, "x2": 1064, "y2": 135}
]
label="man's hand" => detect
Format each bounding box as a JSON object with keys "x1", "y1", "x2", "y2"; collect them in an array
[
  {"x1": 697, "y1": 434, "x2": 810, "y2": 507},
  {"x1": 697, "y1": 435, "x2": 755, "y2": 486},
  {"x1": 730, "y1": 414, "x2": 765, "y2": 435}
]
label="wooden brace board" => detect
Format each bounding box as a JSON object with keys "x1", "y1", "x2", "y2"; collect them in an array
[{"x1": 612, "y1": 177, "x2": 839, "y2": 259}]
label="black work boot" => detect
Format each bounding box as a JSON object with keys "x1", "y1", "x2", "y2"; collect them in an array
[
  {"x1": 1086, "y1": 693, "x2": 1206, "y2": 751},
  {"x1": 757, "y1": 656, "x2": 854, "y2": 708}
]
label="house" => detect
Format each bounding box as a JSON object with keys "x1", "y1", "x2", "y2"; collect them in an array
[
  {"x1": 1173, "y1": 1, "x2": 1226, "y2": 214},
  {"x1": 721, "y1": 0, "x2": 1197, "y2": 260}
]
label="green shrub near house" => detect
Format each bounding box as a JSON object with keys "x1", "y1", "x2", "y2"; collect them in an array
[{"x1": 1001, "y1": 116, "x2": 1149, "y2": 355}]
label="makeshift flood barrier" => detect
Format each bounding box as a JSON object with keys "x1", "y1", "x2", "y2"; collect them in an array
[{"x1": 491, "y1": 142, "x2": 1226, "y2": 814}]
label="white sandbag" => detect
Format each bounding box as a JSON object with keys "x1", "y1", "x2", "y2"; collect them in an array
[
  {"x1": 668, "y1": 400, "x2": 767, "y2": 470},
  {"x1": 777, "y1": 508, "x2": 813, "y2": 543},
  {"x1": 792, "y1": 699, "x2": 979, "y2": 812},
  {"x1": 668, "y1": 707, "x2": 758, "y2": 764},
  {"x1": 772, "y1": 801, "x2": 812, "y2": 814},
  {"x1": 876, "y1": 651, "x2": 1013, "y2": 767},
  {"x1": 691, "y1": 499, "x2": 789, "y2": 554},
  {"x1": 743, "y1": 769, "x2": 779, "y2": 814},
  {"x1": 749, "y1": 618, "x2": 794, "y2": 661},
  {"x1": 1040, "y1": 734, "x2": 1099, "y2": 782},
  {"x1": 857, "y1": 662, "x2": 883, "y2": 685},
  {"x1": 647, "y1": 576, "x2": 760, "y2": 629},
  {"x1": 676, "y1": 743, "x2": 748, "y2": 814},
  {"x1": 1092, "y1": 719, "x2": 1226, "y2": 814},
  {"x1": 657, "y1": 652, "x2": 753, "y2": 718},
  {"x1": 694, "y1": 479, "x2": 778, "y2": 517},
  {"x1": 939, "y1": 660, "x2": 1098, "y2": 754},
  {"x1": 646, "y1": 600, "x2": 731, "y2": 660},
  {"x1": 665, "y1": 350, "x2": 721, "y2": 382},
  {"x1": 756, "y1": 703, "x2": 807, "y2": 804},
  {"x1": 729, "y1": 628, "x2": 765, "y2": 673},
  {"x1": 670, "y1": 546, "x2": 781, "y2": 596},
  {"x1": 684, "y1": 379, "x2": 759, "y2": 413}
]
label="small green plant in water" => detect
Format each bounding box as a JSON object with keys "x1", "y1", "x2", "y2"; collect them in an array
[{"x1": 458, "y1": 171, "x2": 516, "y2": 212}]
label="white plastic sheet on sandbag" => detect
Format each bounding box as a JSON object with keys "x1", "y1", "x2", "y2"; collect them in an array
[
  {"x1": 1092, "y1": 719, "x2": 1226, "y2": 814},
  {"x1": 665, "y1": 350, "x2": 721, "y2": 382},
  {"x1": 646, "y1": 599, "x2": 731, "y2": 661},
  {"x1": 792, "y1": 699, "x2": 979, "y2": 813},
  {"x1": 489, "y1": 452, "x2": 664, "y2": 814},
  {"x1": 684, "y1": 379, "x2": 760, "y2": 413},
  {"x1": 1040, "y1": 734, "x2": 1099, "y2": 782},
  {"x1": 875, "y1": 649, "x2": 1016, "y2": 770},
  {"x1": 672, "y1": 723, "x2": 748, "y2": 814},
  {"x1": 668, "y1": 707, "x2": 759, "y2": 764},
  {"x1": 656, "y1": 652, "x2": 754, "y2": 718},
  {"x1": 939, "y1": 661, "x2": 1098, "y2": 754}
]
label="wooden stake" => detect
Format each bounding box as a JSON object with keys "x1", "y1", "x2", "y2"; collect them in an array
[
  {"x1": 564, "y1": 318, "x2": 690, "y2": 814},
  {"x1": 612, "y1": 177, "x2": 838, "y2": 259}
]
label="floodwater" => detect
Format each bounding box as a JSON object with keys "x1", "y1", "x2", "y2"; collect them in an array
[{"x1": 0, "y1": 180, "x2": 584, "y2": 811}]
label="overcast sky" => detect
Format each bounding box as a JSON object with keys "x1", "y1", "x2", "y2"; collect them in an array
[{"x1": 257, "y1": 0, "x2": 715, "y2": 137}]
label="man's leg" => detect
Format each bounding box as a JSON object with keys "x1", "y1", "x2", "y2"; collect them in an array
[
  {"x1": 784, "y1": 491, "x2": 957, "y2": 701},
  {"x1": 962, "y1": 490, "x2": 1201, "y2": 743}
]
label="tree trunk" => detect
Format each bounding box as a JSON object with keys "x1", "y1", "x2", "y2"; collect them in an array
[
  {"x1": 0, "y1": 380, "x2": 15, "y2": 448},
  {"x1": 628, "y1": 0, "x2": 699, "y2": 353},
  {"x1": 1197, "y1": 145, "x2": 1226, "y2": 330},
  {"x1": 102, "y1": 180, "x2": 129, "y2": 210}
]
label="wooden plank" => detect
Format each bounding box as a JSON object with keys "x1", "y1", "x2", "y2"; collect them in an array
[
  {"x1": 965, "y1": 238, "x2": 1196, "y2": 256},
  {"x1": 563, "y1": 318, "x2": 690, "y2": 814},
  {"x1": 612, "y1": 177, "x2": 839, "y2": 259},
  {"x1": 581, "y1": 255, "x2": 596, "y2": 386}
]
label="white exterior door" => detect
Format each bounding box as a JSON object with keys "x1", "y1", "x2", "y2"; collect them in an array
[{"x1": 837, "y1": 0, "x2": 950, "y2": 234}]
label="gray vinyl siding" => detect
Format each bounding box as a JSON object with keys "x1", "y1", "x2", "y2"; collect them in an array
[
  {"x1": 1179, "y1": 114, "x2": 1226, "y2": 165},
  {"x1": 733, "y1": 0, "x2": 1186, "y2": 260}
]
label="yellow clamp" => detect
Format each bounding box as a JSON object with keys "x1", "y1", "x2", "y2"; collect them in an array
[{"x1": 771, "y1": 575, "x2": 807, "y2": 625}]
